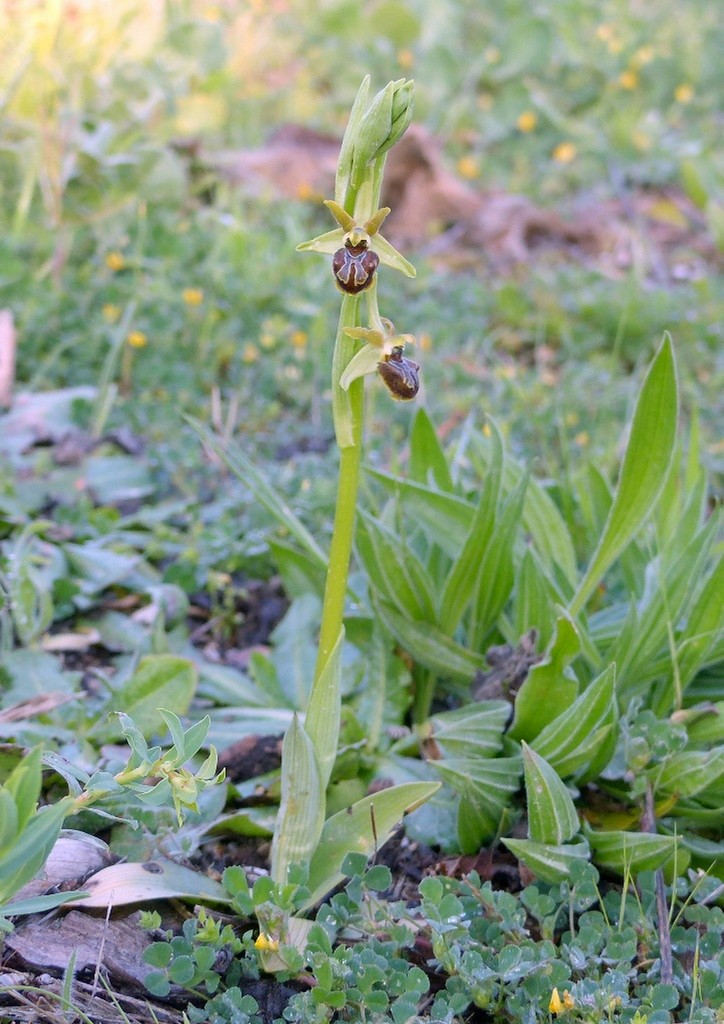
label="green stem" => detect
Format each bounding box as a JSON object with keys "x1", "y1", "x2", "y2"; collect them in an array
[{"x1": 314, "y1": 296, "x2": 364, "y2": 685}]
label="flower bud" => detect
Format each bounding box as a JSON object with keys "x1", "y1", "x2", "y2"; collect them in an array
[{"x1": 354, "y1": 79, "x2": 414, "y2": 171}]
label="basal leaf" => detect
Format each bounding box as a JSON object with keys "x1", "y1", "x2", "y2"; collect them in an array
[
  {"x1": 586, "y1": 828, "x2": 678, "y2": 875},
  {"x1": 367, "y1": 469, "x2": 474, "y2": 558},
  {"x1": 508, "y1": 614, "x2": 580, "y2": 741},
  {"x1": 357, "y1": 511, "x2": 437, "y2": 622},
  {"x1": 303, "y1": 781, "x2": 439, "y2": 908},
  {"x1": 409, "y1": 408, "x2": 454, "y2": 492},
  {"x1": 653, "y1": 748, "x2": 724, "y2": 799},
  {"x1": 271, "y1": 715, "x2": 324, "y2": 886},
  {"x1": 531, "y1": 663, "x2": 617, "y2": 777},
  {"x1": 569, "y1": 336, "x2": 678, "y2": 616},
  {"x1": 502, "y1": 836, "x2": 590, "y2": 884},
  {"x1": 375, "y1": 598, "x2": 485, "y2": 682},
  {"x1": 521, "y1": 743, "x2": 579, "y2": 845}
]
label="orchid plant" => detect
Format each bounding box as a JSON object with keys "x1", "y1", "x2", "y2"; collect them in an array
[{"x1": 261, "y1": 78, "x2": 439, "y2": 957}]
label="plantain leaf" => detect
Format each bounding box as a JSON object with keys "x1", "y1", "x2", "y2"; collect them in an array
[
  {"x1": 367, "y1": 469, "x2": 474, "y2": 558},
  {"x1": 521, "y1": 743, "x2": 579, "y2": 845},
  {"x1": 439, "y1": 421, "x2": 503, "y2": 635},
  {"x1": 303, "y1": 781, "x2": 439, "y2": 909},
  {"x1": 428, "y1": 701, "x2": 510, "y2": 759},
  {"x1": 531, "y1": 663, "x2": 617, "y2": 778},
  {"x1": 467, "y1": 473, "x2": 527, "y2": 651},
  {"x1": 409, "y1": 408, "x2": 454, "y2": 492},
  {"x1": 356, "y1": 512, "x2": 437, "y2": 622},
  {"x1": 502, "y1": 836, "x2": 590, "y2": 884},
  {"x1": 375, "y1": 597, "x2": 485, "y2": 682},
  {"x1": 653, "y1": 748, "x2": 724, "y2": 799},
  {"x1": 569, "y1": 336, "x2": 678, "y2": 616},
  {"x1": 436, "y1": 755, "x2": 522, "y2": 850},
  {"x1": 513, "y1": 548, "x2": 558, "y2": 650},
  {"x1": 508, "y1": 614, "x2": 580, "y2": 741},
  {"x1": 674, "y1": 553, "x2": 724, "y2": 694},
  {"x1": 586, "y1": 828, "x2": 678, "y2": 875},
  {"x1": 471, "y1": 428, "x2": 577, "y2": 586}
]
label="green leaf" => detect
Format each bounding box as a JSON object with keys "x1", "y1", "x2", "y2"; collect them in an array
[
  {"x1": 303, "y1": 781, "x2": 439, "y2": 909},
  {"x1": 512, "y1": 549, "x2": 558, "y2": 650},
  {"x1": 508, "y1": 614, "x2": 580, "y2": 741},
  {"x1": 356, "y1": 512, "x2": 437, "y2": 622},
  {"x1": 409, "y1": 408, "x2": 454, "y2": 492},
  {"x1": 439, "y1": 422, "x2": 504, "y2": 635},
  {"x1": 521, "y1": 744, "x2": 579, "y2": 844},
  {"x1": 674, "y1": 554, "x2": 724, "y2": 693},
  {"x1": 435, "y1": 756, "x2": 522, "y2": 850},
  {"x1": 1, "y1": 890, "x2": 89, "y2": 920},
  {"x1": 569, "y1": 336, "x2": 678, "y2": 616},
  {"x1": 271, "y1": 715, "x2": 324, "y2": 886},
  {"x1": 472, "y1": 429, "x2": 577, "y2": 586},
  {"x1": 0, "y1": 799, "x2": 71, "y2": 904},
  {"x1": 531, "y1": 664, "x2": 617, "y2": 778},
  {"x1": 69, "y1": 858, "x2": 228, "y2": 908},
  {"x1": 586, "y1": 828, "x2": 678, "y2": 875},
  {"x1": 653, "y1": 748, "x2": 724, "y2": 799},
  {"x1": 613, "y1": 517, "x2": 718, "y2": 704},
  {"x1": 502, "y1": 836, "x2": 590, "y2": 884},
  {"x1": 97, "y1": 655, "x2": 197, "y2": 740},
  {"x1": 375, "y1": 597, "x2": 485, "y2": 682},
  {"x1": 428, "y1": 702, "x2": 509, "y2": 759},
  {"x1": 268, "y1": 539, "x2": 326, "y2": 600},
  {"x1": 304, "y1": 629, "x2": 343, "y2": 792},
  {"x1": 468, "y1": 474, "x2": 528, "y2": 650},
  {"x1": 367, "y1": 468, "x2": 474, "y2": 558},
  {"x1": 188, "y1": 419, "x2": 327, "y2": 568},
  {"x1": 4, "y1": 745, "x2": 43, "y2": 832}
]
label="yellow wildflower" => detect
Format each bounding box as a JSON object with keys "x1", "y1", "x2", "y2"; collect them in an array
[
  {"x1": 182, "y1": 288, "x2": 204, "y2": 306},
  {"x1": 618, "y1": 70, "x2": 638, "y2": 90},
  {"x1": 290, "y1": 330, "x2": 307, "y2": 349},
  {"x1": 254, "y1": 932, "x2": 279, "y2": 952},
  {"x1": 563, "y1": 991, "x2": 575, "y2": 1010},
  {"x1": 595, "y1": 24, "x2": 613, "y2": 41},
  {"x1": 260, "y1": 332, "x2": 276, "y2": 349},
  {"x1": 574, "y1": 430, "x2": 590, "y2": 447},
  {"x1": 632, "y1": 131, "x2": 652, "y2": 151},
  {"x1": 105, "y1": 251, "x2": 126, "y2": 272},
  {"x1": 127, "y1": 330, "x2": 147, "y2": 348},
  {"x1": 553, "y1": 142, "x2": 577, "y2": 164},
  {"x1": 549, "y1": 988, "x2": 564, "y2": 1014},
  {"x1": 517, "y1": 111, "x2": 538, "y2": 133},
  {"x1": 674, "y1": 83, "x2": 694, "y2": 103},
  {"x1": 634, "y1": 45, "x2": 655, "y2": 65},
  {"x1": 102, "y1": 304, "x2": 121, "y2": 323},
  {"x1": 295, "y1": 181, "x2": 317, "y2": 201},
  {"x1": 457, "y1": 156, "x2": 479, "y2": 180},
  {"x1": 397, "y1": 48, "x2": 414, "y2": 70},
  {"x1": 417, "y1": 332, "x2": 432, "y2": 352},
  {"x1": 242, "y1": 343, "x2": 259, "y2": 364}
]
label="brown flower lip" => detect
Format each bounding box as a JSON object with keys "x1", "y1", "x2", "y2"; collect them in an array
[
  {"x1": 377, "y1": 344, "x2": 420, "y2": 400},
  {"x1": 332, "y1": 238, "x2": 380, "y2": 294}
]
